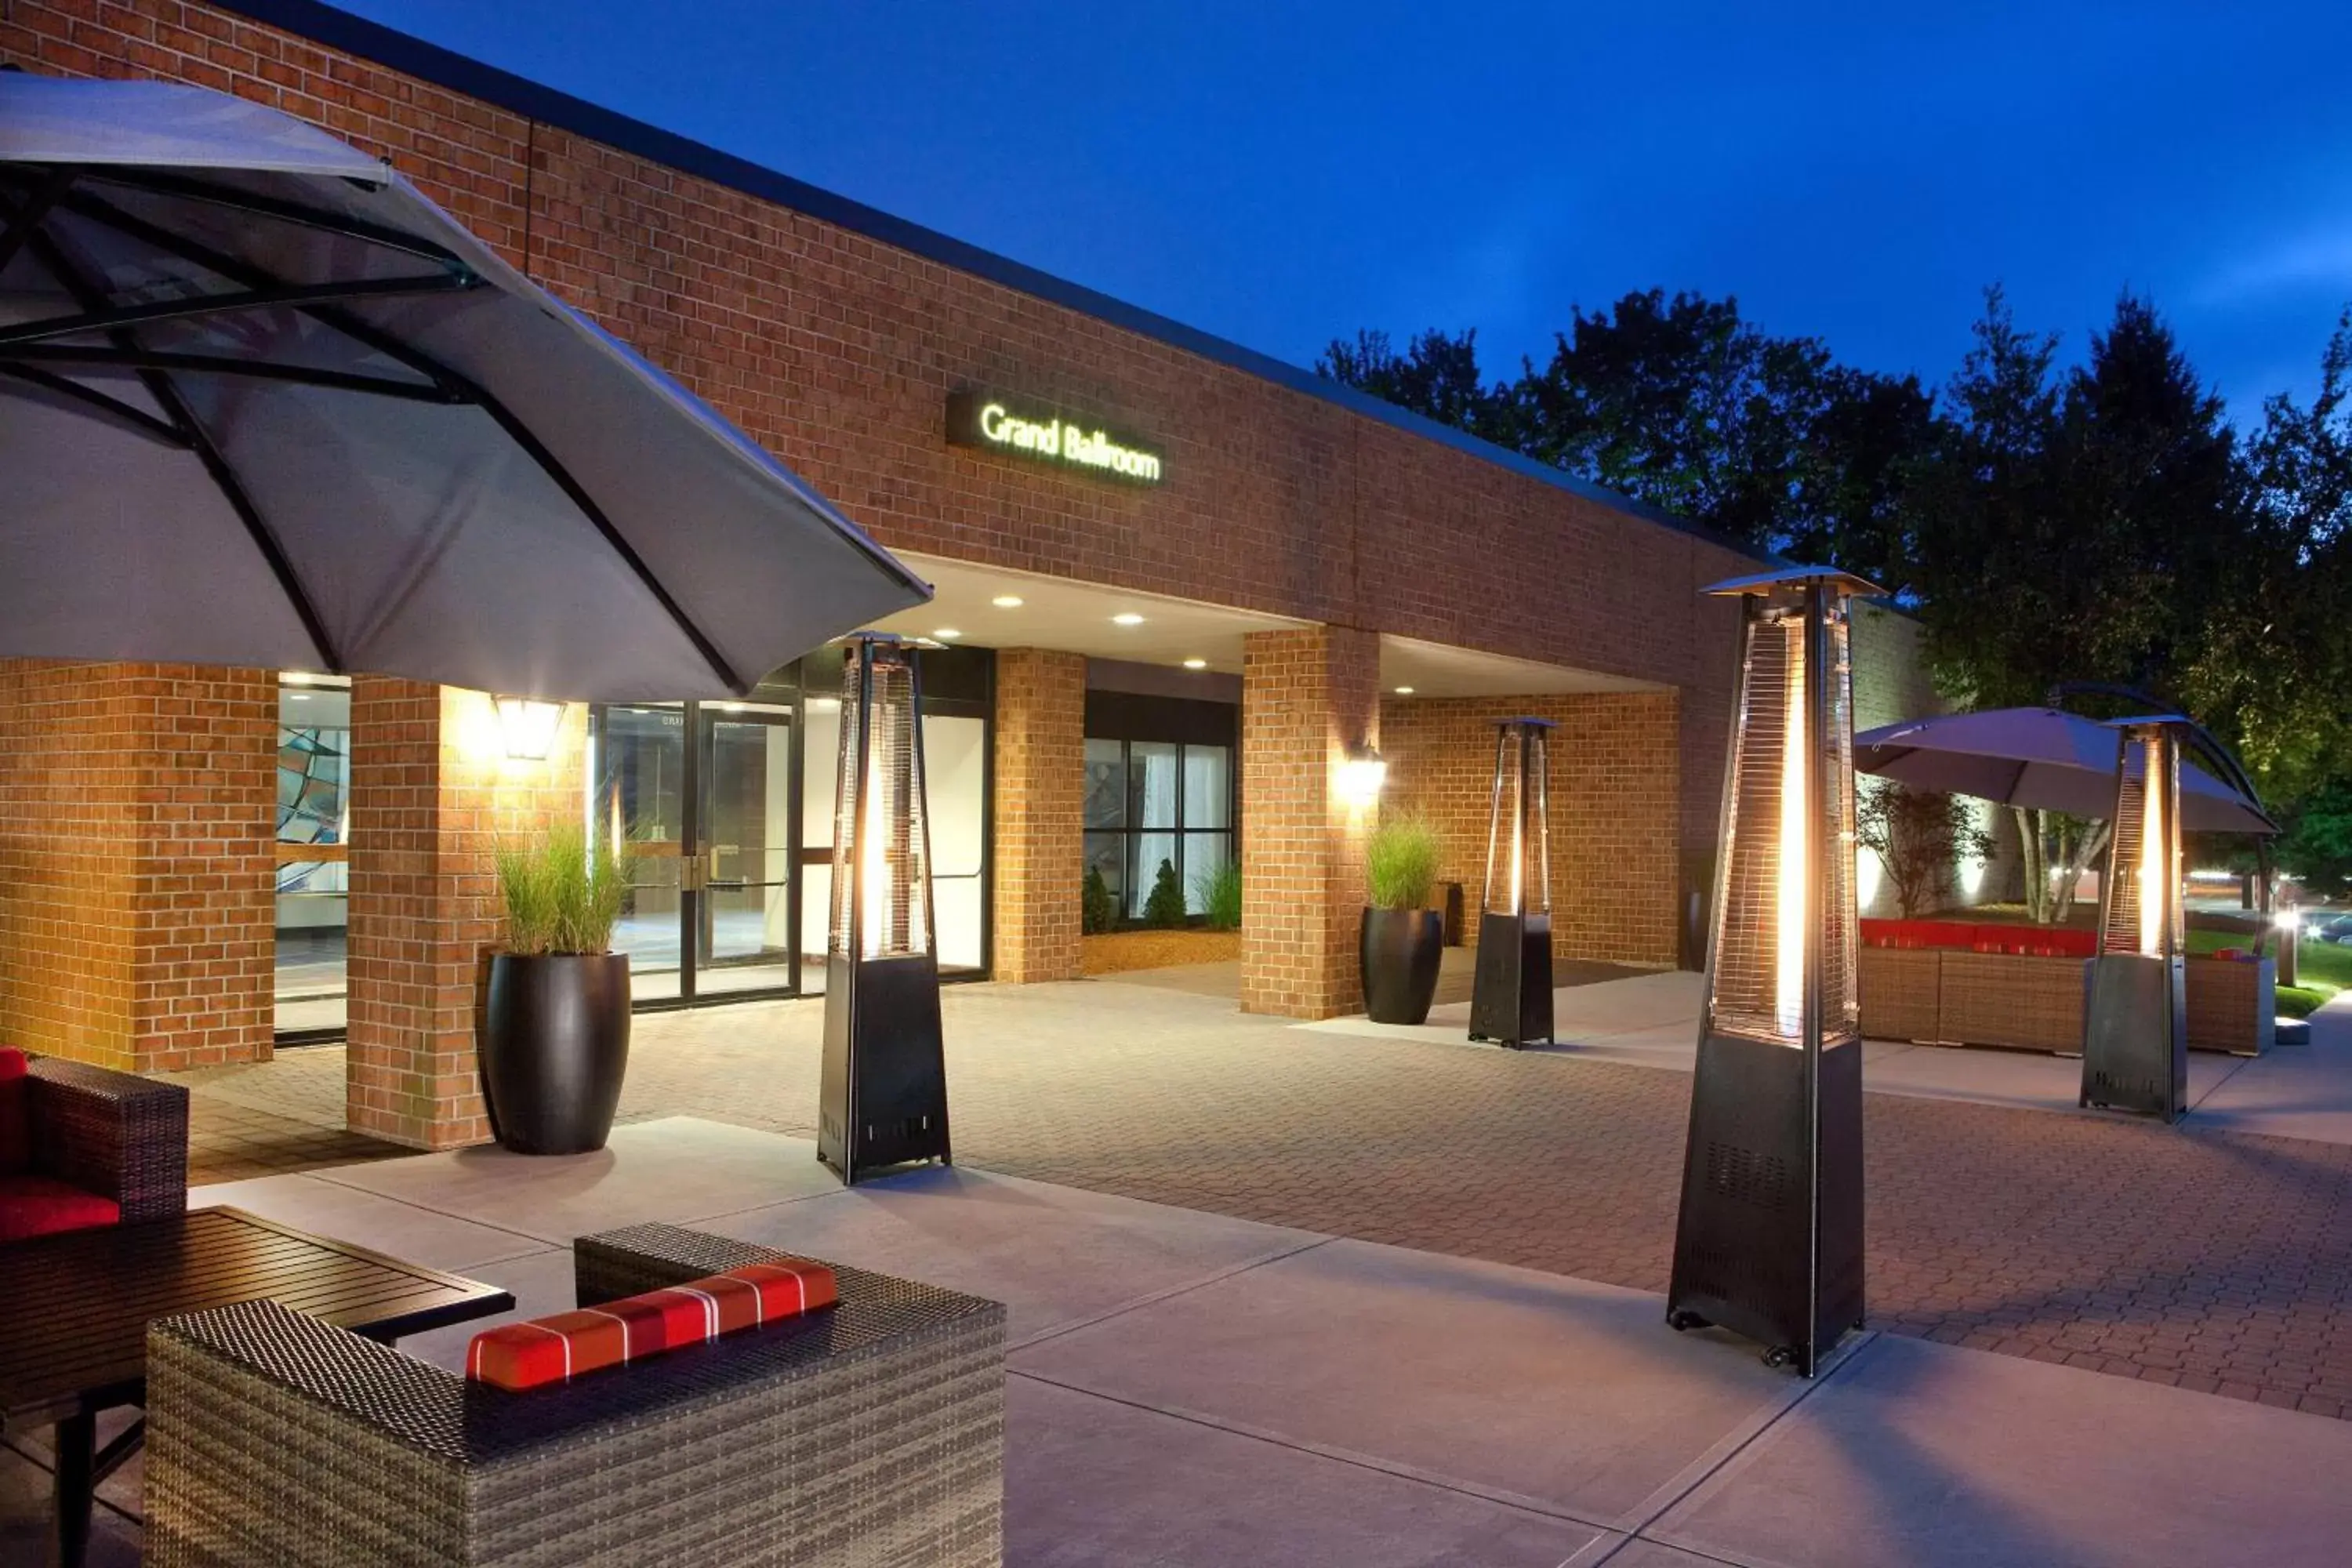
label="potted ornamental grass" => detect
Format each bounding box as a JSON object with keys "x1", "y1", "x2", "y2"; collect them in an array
[
  {"x1": 1360, "y1": 812, "x2": 1445, "y2": 1025},
  {"x1": 482, "y1": 826, "x2": 633, "y2": 1155}
]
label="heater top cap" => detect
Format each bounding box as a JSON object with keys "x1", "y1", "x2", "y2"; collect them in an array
[
  {"x1": 2104, "y1": 713, "x2": 2194, "y2": 731},
  {"x1": 1702, "y1": 565, "x2": 1886, "y2": 600}
]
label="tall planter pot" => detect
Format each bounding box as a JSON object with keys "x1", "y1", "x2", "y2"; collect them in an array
[
  {"x1": 481, "y1": 953, "x2": 631, "y2": 1155},
  {"x1": 1361, "y1": 907, "x2": 1445, "y2": 1025}
]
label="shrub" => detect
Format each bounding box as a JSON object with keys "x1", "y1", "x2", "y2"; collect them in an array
[
  {"x1": 2277, "y1": 985, "x2": 2328, "y2": 1019},
  {"x1": 1082, "y1": 866, "x2": 1117, "y2": 934},
  {"x1": 1195, "y1": 858, "x2": 1243, "y2": 931},
  {"x1": 496, "y1": 826, "x2": 630, "y2": 956},
  {"x1": 1365, "y1": 813, "x2": 1440, "y2": 910},
  {"x1": 1142, "y1": 857, "x2": 1187, "y2": 928}
]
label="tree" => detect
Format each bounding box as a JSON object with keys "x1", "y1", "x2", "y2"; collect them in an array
[
  {"x1": 1910, "y1": 290, "x2": 2263, "y2": 922},
  {"x1": 2277, "y1": 780, "x2": 2352, "y2": 898},
  {"x1": 1142, "y1": 858, "x2": 1186, "y2": 928},
  {"x1": 1857, "y1": 781, "x2": 1997, "y2": 918},
  {"x1": 1322, "y1": 291, "x2": 1940, "y2": 587},
  {"x1": 1316, "y1": 328, "x2": 1504, "y2": 441},
  {"x1": 1081, "y1": 866, "x2": 1117, "y2": 935}
]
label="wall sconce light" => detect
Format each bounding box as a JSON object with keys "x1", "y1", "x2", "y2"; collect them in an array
[
  {"x1": 818, "y1": 634, "x2": 951, "y2": 1185},
  {"x1": 1337, "y1": 745, "x2": 1388, "y2": 809},
  {"x1": 1469, "y1": 717, "x2": 1555, "y2": 1048},
  {"x1": 2082, "y1": 717, "x2": 2189, "y2": 1120},
  {"x1": 492, "y1": 695, "x2": 567, "y2": 761},
  {"x1": 1668, "y1": 565, "x2": 1878, "y2": 1377}
]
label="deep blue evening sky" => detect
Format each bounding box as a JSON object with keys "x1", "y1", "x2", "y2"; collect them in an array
[{"x1": 347, "y1": 0, "x2": 2352, "y2": 420}]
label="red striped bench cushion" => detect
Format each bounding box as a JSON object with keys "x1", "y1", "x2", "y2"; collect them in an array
[{"x1": 466, "y1": 1259, "x2": 838, "y2": 1392}]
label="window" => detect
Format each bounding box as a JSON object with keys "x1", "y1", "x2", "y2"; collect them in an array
[
  {"x1": 1083, "y1": 736, "x2": 1236, "y2": 922},
  {"x1": 274, "y1": 674, "x2": 350, "y2": 1039}
]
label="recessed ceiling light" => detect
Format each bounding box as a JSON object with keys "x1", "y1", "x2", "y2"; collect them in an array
[
  {"x1": 1111, "y1": 612, "x2": 1145, "y2": 626},
  {"x1": 288, "y1": 692, "x2": 312, "y2": 701},
  {"x1": 1394, "y1": 685, "x2": 1415, "y2": 695},
  {"x1": 1182, "y1": 658, "x2": 1207, "y2": 670},
  {"x1": 990, "y1": 594, "x2": 1024, "y2": 608},
  {"x1": 934, "y1": 627, "x2": 964, "y2": 641}
]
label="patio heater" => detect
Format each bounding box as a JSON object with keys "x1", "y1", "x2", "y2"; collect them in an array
[
  {"x1": 818, "y1": 635, "x2": 951, "y2": 1185},
  {"x1": 1667, "y1": 567, "x2": 1878, "y2": 1375},
  {"x1": 2080, "y1": 719, "x2": 2188, "y2": 1122},
  {"x1": 1469, "y1": 718, "x2": 1556, "y2": 1047}
]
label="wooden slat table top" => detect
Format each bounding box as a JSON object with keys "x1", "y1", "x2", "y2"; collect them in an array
[{"x1": 0, "y1": 1206, "x2": 514, "y2": 1429}]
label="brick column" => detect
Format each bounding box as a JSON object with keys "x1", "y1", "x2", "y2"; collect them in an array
[
  {"x1": 1240, "y1": 627, "x2": 1381, "y2": 1018},
  {"x1": 991, "y1": 648, "x2": 1087, "y2": 982},
  {"x1": 0, "y1": 661, "x2": 274, "y2": 1072},
  {"x1": 347, "y1": 681, "x2": 586, "y2": 1149}
]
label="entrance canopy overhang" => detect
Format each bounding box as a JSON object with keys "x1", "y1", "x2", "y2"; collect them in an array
[
  {"x1": 867, "y1": 555, "x2": 1662, "y2": 700},
  {"x1": 864, "y1": 554, "x2": 1310, "y2": 671}
]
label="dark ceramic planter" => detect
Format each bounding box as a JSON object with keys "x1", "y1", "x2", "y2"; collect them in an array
[
  {"x1": 1360, "y1": 907, "x2": 1444, "y2": 1025},
  {"x1": 481, "y1": 953, "x2": 631, "y2": 1155}
]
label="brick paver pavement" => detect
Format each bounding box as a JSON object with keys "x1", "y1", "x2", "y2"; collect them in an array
[{"x1": 167, "y1": 980, "x2": 2352, "y2": 1416}]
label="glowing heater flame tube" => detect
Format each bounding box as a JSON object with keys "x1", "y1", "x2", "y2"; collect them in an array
[
  {"x1": 862, "y1": 724, "x2": 889, "y2": 960},
  {"x1": 1776, "y1": 623, "x2": 1809, "y2": 1038},
  {"x1": 2138, "y1": 733, "x2": 2166, "y2": 956}
]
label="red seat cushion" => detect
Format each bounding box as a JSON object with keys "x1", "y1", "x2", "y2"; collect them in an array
[
  {"x1": 0, "y1": 1174, "x2": 120, "y2": 1243},
  {"x1": 466, "y1": 1259, "x2": 838, "y2": 1392},
  {"x1": 0, "y1": 1050, "x2": 30, "y2": 1176}
]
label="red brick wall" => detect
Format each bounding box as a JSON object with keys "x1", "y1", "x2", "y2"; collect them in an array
[
  {"x1": 347, "y1": 680, "x2": 586, "y2": 1149},
  {"x1": 0, "y1": 661, "x2": 274, "y2": 1071},
  {"x1": 1240, "y1": 628, "x2": 1381, "y2": 1017},
  {"x1": 992, "y1": 648, "x2": 1086, "y2": 982},
  {"x1": 1381, "y1": 692, "x2": 1681, "y2": 967}
]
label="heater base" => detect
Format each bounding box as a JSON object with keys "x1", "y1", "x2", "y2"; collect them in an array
[
  {"x1": 818, "y1": 951, "x2": 950, "y2": 1185},
  {"x1": 1667, "y1": 1031, "x2": 1865, "y2": 1377},
  {"x1": 2081, "y1": 953, "x2": 2187, "y2": 1122},
  {"x1": 1468, "y1": 913, "x2": 1553, "y2": 1047}
]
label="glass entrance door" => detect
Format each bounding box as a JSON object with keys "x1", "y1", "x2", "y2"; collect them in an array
[
  {"x1": 695, "y1": 708, "x2": 800, "y2": 997},
  {"x1": 593, "y1": 701, "x2": 800, "y2": 1004}
]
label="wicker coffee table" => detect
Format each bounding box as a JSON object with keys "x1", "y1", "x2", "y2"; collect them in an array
[{"x1": 0, "y1": 1205, "x2": 515, "y2": 1568}]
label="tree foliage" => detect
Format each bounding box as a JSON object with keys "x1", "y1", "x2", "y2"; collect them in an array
[
  {"x1": 1857, "y1": 781, "x2": 1996, "y2": 918},
  {"x1": 1324, "y1": 284, "x2": 2352, "y2": 915}
]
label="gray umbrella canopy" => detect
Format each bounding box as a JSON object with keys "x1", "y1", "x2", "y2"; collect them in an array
[
  {"x1": 1854, "y1": 707, "x2": 2276, "y2": 835},
  {"x1": 0, "y1": 75, "x2": 928, "y2": 700}
]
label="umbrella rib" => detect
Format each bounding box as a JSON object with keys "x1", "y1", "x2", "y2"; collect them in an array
[
  {"x1": 0, "y1": 344, "x2": 470, "y2": 403},
  {"x1": 60, "y1": 167, "x2": 474, "y2": 270},
  {"x1": 20, "y1": 221, "x2": 344, "y2": 674},
  {"x1": 50, "y1": 186, "x2": 750, "y2": 692},
  {"x1": 0, "y1": 364, "x2": 192, "y2": 448},
  {"x1": 0, "y1": 274, "x2": 483, "y2": 348},
  {"x1": 0, "y1": 167, "x2": 75, "y2": 276}
]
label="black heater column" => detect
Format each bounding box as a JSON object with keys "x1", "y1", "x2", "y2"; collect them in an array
[
  {"x1": 1468, "y1": 718, "x2": 1555, "y2": 1047},
  {"x1": 1668, "y1": 567, "x2": 1878, "y2": 1375},
  {"x1": 2081, "y1": 719, "x2": 2188, "y2": 1121},
  {"x1": 818, "y1": 635, "x2": 951, "y2": 1185}
]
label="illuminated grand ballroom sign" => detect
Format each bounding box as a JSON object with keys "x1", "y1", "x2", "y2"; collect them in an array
[{"x1": 946, "y1": 391, "x2": 1165, "y2": 485}]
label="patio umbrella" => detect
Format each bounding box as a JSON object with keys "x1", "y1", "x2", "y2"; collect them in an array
[
  {"x1": 1853, "y1": 707, "x2": 2276, "y2": 835},
  {"x1": 0, "y1": 74, "x2": 928, "y2": 700}
]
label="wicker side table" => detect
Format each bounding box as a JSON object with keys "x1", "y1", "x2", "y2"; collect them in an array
[{"x1": 146, "y1": 1225, "x2": 1006, "y2": 1567}]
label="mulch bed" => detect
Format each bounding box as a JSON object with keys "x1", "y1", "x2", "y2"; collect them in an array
[{"x1": 1082, "y1": 930, "x2": 1241, "y2": 976}]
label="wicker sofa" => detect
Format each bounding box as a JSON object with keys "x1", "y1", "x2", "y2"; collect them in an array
[
  {"x1": 144, "y1": 1223, "x2": 1007, "y2": 1567},
  {"x1": 1859, "y1": 920, "x2": 2274, "y2": 1056},
  {"x1": 0, "y1": 1048, "x2": 188, "y2": 1244}
]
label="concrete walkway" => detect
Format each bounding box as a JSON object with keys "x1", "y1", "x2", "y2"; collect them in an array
[{"x1": 11, "y1": 1116, "x2": 2350, "y2": 1566}]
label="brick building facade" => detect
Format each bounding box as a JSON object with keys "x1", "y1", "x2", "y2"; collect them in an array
[{"x1": 0, "y1": 0, "x2": 1958, "y2": 1146}]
